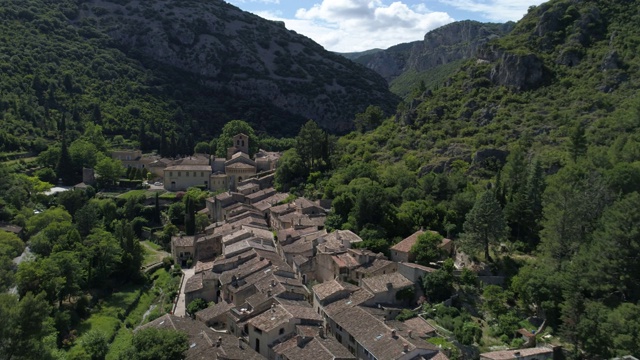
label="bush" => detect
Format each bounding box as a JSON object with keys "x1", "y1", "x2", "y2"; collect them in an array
[
  {"x1": 395, "y1": 309, "x2": 417, "y2": 321},
  {"x1": 186, "y1": 298, "x2": 207, "y2": 316},
  {"x1": 162, "y1": 256, "x2": 173, "y2": 270}
]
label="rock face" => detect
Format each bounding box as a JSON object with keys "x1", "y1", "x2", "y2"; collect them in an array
[
  {"x1": 489, "y1": 52, "x2": 547, "y2": 91},
  {"x1": 78, "y1": 0, "x2": 398, "y2": 132},
  {"x1": 349, "y1": 21, "x2": 514, "y2": 83}
]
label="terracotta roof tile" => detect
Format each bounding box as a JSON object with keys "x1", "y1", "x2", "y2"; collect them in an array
[
  {"x1": 138, "y1": 314, "x2": 266, "y2": 360},
  {"x1": 390, "y1": 230, "x2": 425, "y2": 252},
  {"x1": 361, "y1": 272, "x2": 414, "y2": 294},
  {"x1": 480, "y1": 347, "x2": 553, "y2": 360}
]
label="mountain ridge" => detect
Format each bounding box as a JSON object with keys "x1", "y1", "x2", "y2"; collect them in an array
[
  {"x1": 341, "y1": 20, "x2": 515, "y2": 97},
  {"x1": 77, "y1": 0, "x2": 399, "y2": 133}
]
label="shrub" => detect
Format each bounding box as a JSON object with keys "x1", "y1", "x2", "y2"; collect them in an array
[
  {"x1": 395, "y1": 309, "x2": 417, "y2": 321},
  {"x1": 162, "y1": 256, "x2": 173, "y2": 270}
]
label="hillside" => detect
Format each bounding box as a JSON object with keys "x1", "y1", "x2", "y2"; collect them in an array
[
  {"x1": 0, "y1": 0, "x2": 398, "y2": 156},
  {"x1": 337, "y1": 48, "x2": 384, "y2": 61},
  {"x1": 345, "y1": 21, "x2": 514, "y2": 97},
  {"x1": 285, "y1": 0, "x2": 640, "y2": 357}
]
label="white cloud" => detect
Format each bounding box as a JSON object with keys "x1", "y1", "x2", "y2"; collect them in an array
[
  {"x1": 257, "y1": 1, "x2": 455, "y2": 52},
  {"x1": 437, "y1": 0, "x2": 546, "y2": 22}
]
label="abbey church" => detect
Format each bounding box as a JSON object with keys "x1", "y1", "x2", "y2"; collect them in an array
[{"x1": 162, "y1": 133, "x2": 280, "y2": 192}]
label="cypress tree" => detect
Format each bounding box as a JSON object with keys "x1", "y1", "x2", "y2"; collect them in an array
[{"x1": 57, "y1": 135, "x2": 75, "y2": 185}]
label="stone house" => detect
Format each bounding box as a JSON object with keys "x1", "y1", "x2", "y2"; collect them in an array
[
  {"x1": 164, "y1": 164, "x2": 212, "y2": 191},
  {"x1": 171, "y1": 233, "x2": 222, "y2": 266},
  {"x1": 326, "y1": 306, "x2": 439, "y2": 360},
  {"x1": 480, "y1": 347, "x2": 554, "y2": 360},
  {"x1": 137, "y1": 314, "x2": 266, "y2": 360},
  {"x1": 247, "y1": 302, "x2": 323, "y2": 358},
  {"x1": 390, "y1": 230, "x2": 454, "y2": 263},
  {"x1": 184, "y1": 271, "x2": 218, "y2": 305},
  {"x1": 359, "y1": 272, "x2": 414, "y2": 305},
  {"x1": 171, "y1": 235, "x2": 196, "y2": 266},
  {"x1": 272, "y1": 326, "x2": 356, "y2": 360}
]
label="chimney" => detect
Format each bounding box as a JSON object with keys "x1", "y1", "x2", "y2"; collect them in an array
[
  {"x1": 514, "y1": 351, "x2": 521, "y2": 358},
  {"x1": 216, "y1": 336, "x2": 222, "y2": 347},
  {"x1": 271, "y1": 279, "x2": 276, "y2": 287},
  {"x1": 318, "y1": 326, "x2": 325, "y2": 339},
  {"x1": 408, "y1": 330, "x2": 413, "y2": 339},
  {"x1": 391, "y1": 329, "x2": 397, "y2": 338},
  {"x1": 237, "y1": 337, "x2": 243, "y2": 349},
  {"x1": 403, "y1": 343, "x2": 409, "y2": 353},
  {"x1": 267, "y1": 289, "x2": 272, "y2": 297}
]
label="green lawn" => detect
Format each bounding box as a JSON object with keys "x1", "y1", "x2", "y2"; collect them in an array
[
  {"x1": 106, "y1": 328, "x2": 133, "y2": 360},
  {"x1": 117, "y1": 189, "x2": 166, "y2": 200},
  {"x1": 141, "y1": 240, "x2": 170, "y2": 266}
]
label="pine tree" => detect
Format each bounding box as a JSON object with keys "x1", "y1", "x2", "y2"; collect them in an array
[
  {"x1": 461, "y1": 190, "x2": 506, "y2": 262},
  {"x1": 92, "y1": 104, "x2": 102, "y2": 125},
  {"x1": 569, "y1": 121, "x2": 587, "y2": 162},
  {"x1": 524, "y1": 158, "x2": 545, "y2": 248}
]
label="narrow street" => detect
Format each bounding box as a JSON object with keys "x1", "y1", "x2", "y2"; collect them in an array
[{"x1": 173, "y1": 267, "x2": 195, "y2": 317}]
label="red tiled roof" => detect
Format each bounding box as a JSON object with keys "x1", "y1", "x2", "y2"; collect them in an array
[{"x1": 391, "y1": 230, "x2": 425, "y2": 252}]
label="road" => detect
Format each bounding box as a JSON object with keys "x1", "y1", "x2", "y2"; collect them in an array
[{"x1": 173, "y1": 267, "x2": 195, "y2": 317}]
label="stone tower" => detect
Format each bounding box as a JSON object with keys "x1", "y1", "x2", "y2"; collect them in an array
[{"x1": 226, "y1": 133, "x2": 249, "y2": 159}]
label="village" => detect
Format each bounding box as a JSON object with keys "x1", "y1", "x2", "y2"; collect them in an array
[{"x1": 99, "y1": 133, "x2": 558, "y2": 360}]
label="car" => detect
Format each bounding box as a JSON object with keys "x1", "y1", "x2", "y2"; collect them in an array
[{"x1": 154, "y1": 182, "x2": 163, "y2": 186}]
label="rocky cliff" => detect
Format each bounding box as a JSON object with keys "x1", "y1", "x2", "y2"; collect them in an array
[
  {"x1": 77, "y1": 0, "x2": 398, "y2": 132},
  {"x1": 350, "y1": 21, "x2": 514, "y2": 84}
]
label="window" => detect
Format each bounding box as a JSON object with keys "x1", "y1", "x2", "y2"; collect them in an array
[
  {"x1": 279, "y1": 328, "x2": 284, "y2": 335},
  {"x1": 201, "y1": 172, "x2": 204, "y2": 177},
  {"x1": 186, "y1": 172, "x2": 189, "y2": 177},
  {"x1": 193, "y1": 172, "x2": 196, "y2": 177},
  {"x1": 336, "y1": 333, "x2": 342, "y2": 343},
  {"x1": 178, "y1": 172, "x2": 181, "y2": 176},
  {"x1": 336, "y1": 324, "x2": 343, "y2": 331},
  {"x1": 349, "y1": 335, "x2": 355, "y2": 343},
  {"x1": 348, "y1": 345, "x2": 355, "y2": 354},
  {"x1": 169, "y1": 172, "x2": 173, "y2": 176}
]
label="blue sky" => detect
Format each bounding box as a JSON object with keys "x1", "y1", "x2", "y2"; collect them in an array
[{"x1": 227, "y1": 0, "x2": 546, "y2": 52}]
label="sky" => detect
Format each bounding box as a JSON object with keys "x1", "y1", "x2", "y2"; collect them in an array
[{"x1": 226, "y1": 0, "x2": 547, "y2": 52}]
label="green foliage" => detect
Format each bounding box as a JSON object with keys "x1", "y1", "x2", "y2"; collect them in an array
[
  {"x1": 411, "y1": 231, "x2": 445, "y2": 266},
  {"x1": 95, "y1": 158, "x2": 124, "y2": 189},
  {"x1": 295, "y1": 120, "x2": 327, "y2": 171},
  {"x1": 215, "y1": 120, "x2": 258, "y2": 157},
  {"x1": 461, "y1": 191, "x2": 507, "y2": 261},
  {"x1": 122, "y1": 327, "x2": 188, "y2": 360},
  {"x1": 0, "y1": 292, "x2": 54, "y2": 360},
  {"x1": 422, "y1": 261, "x2": 455, "y2": 303},
  {"x1": 186, "y1": 298, "x2": 208, "y2": 315},
  {"x1": 81, "y1": 330, "x2": 109, "y2": 360},
  {"x1": 482, "y1": 285, "x2": 509, "y2": 318},
  {"x1": 354, "y1": 105, "x2": 385, "y2": 133},
  {"x1": 395, "y1": 309, "x2": 417, "y2": 321}
]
